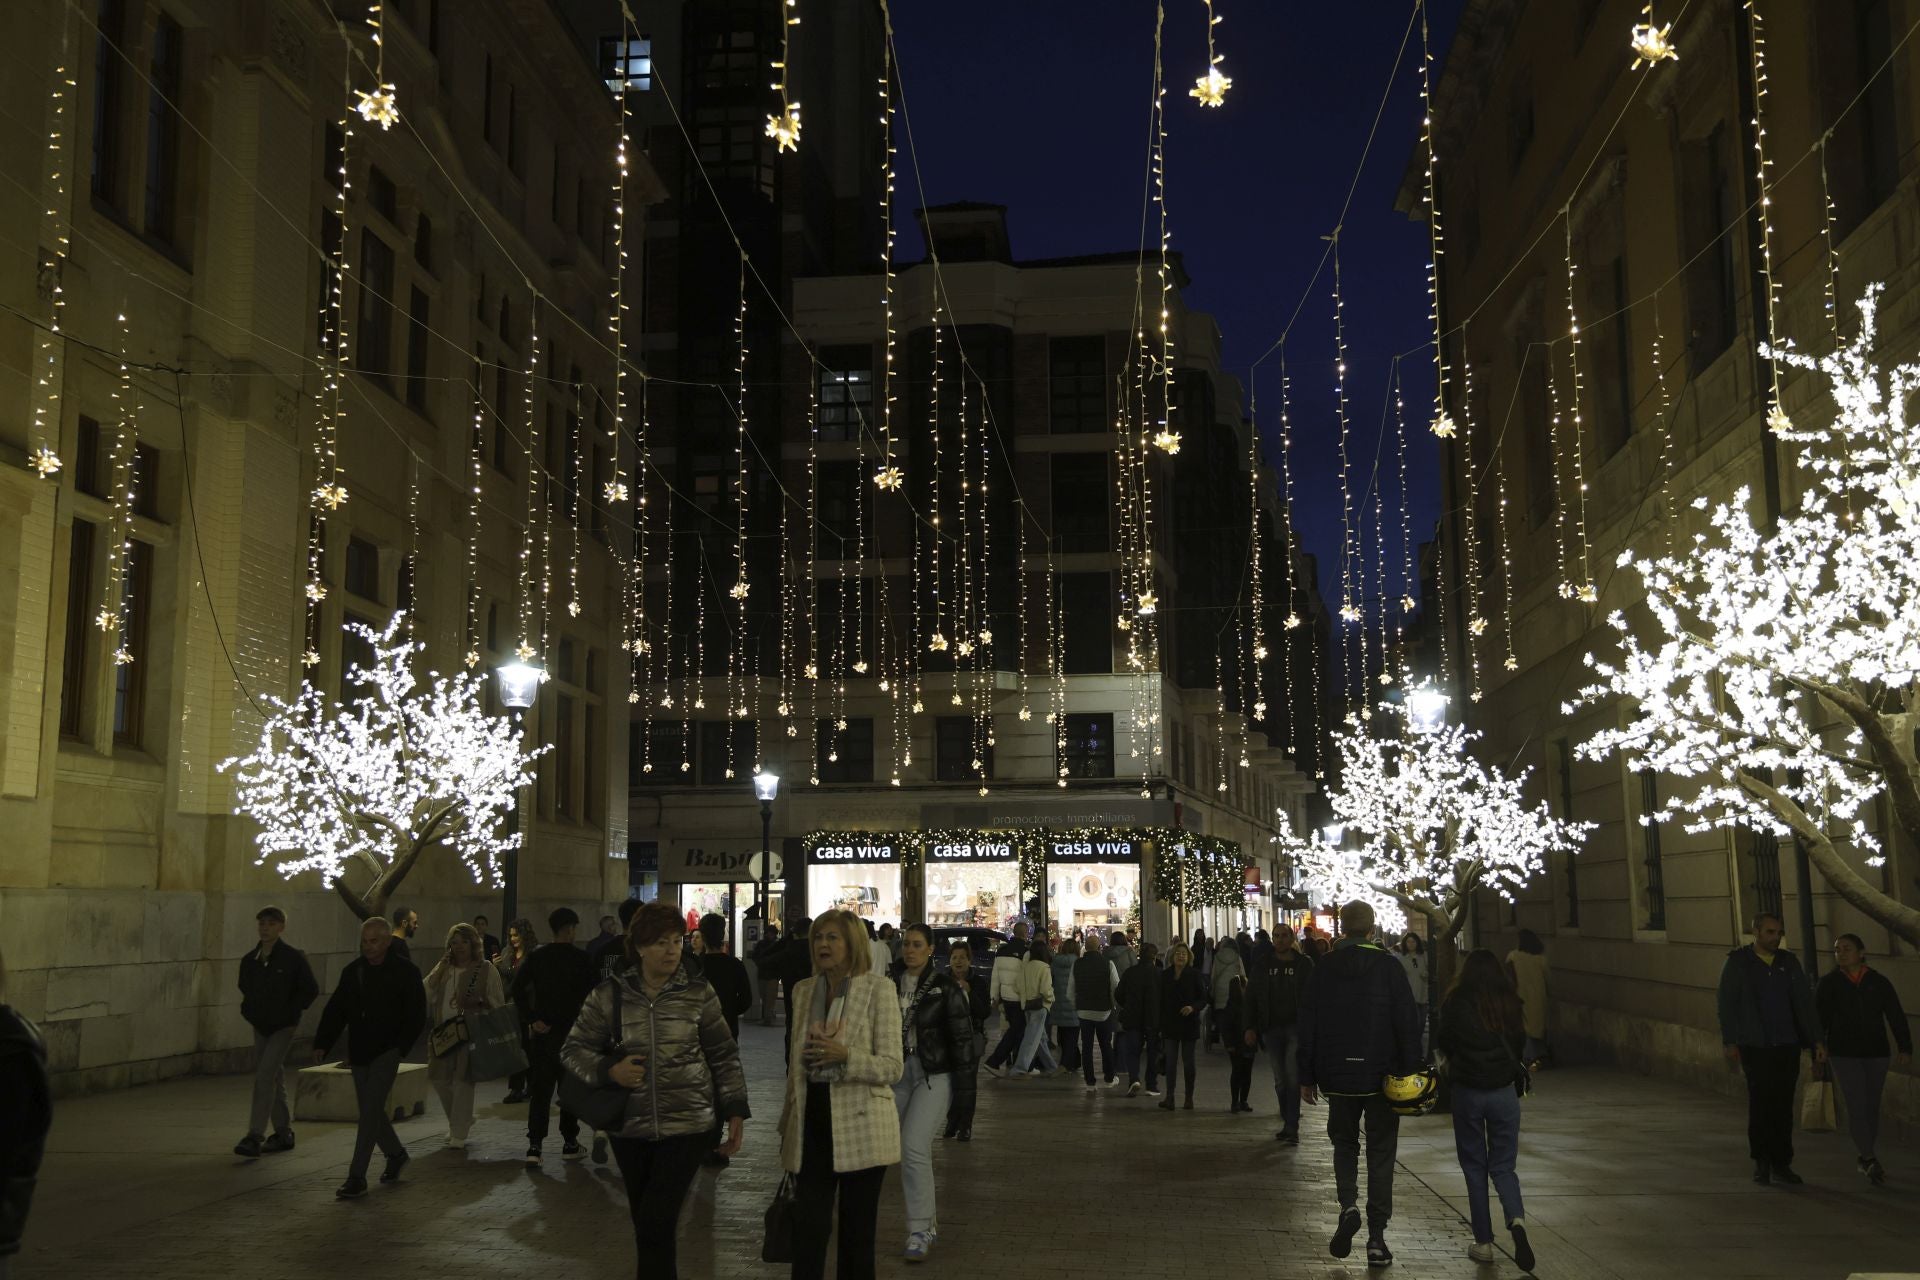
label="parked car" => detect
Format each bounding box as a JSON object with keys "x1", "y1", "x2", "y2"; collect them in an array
[{"x1": 933, "y1": 928, "x2": 1006, "y2": 986}]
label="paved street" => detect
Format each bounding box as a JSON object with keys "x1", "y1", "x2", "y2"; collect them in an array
[{"x1": 17, "y1": 1022, "x2": 1920, "y2": 1279}]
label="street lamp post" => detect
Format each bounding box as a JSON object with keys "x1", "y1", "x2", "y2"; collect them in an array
[
  {"x1": 753, "y1": 772, "x2": 781, "y2": 928},
  {"x1": 1403, "y1": 681, "x2": 1450, "y2": 1051},
  {"x1": 494, "y1": 658, "x2": 547, "y2": 929}
]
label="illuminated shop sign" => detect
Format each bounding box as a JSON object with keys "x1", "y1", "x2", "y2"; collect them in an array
[
  {"x1": 1046, "y1": 837, "x2": 1143, "y2": 863},
  {"x1": 925, "y1": 839, "x2": 1017, "y2": 862},
  {"x1": 807, "y1": 841, "x2": 900, "y2": 864}
]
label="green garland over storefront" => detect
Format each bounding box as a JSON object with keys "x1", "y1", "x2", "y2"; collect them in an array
[{"x1": 800, "y1": 827, "x2": 1249, "y2": 914}]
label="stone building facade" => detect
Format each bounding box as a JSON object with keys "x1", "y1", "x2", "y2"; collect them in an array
[
  {"x1": 0, "y1": 0, "x2": 656, "y2": 1091},
  {"x1": 1417, "y1": 0, "x2": 1919, "y2": 1129}
]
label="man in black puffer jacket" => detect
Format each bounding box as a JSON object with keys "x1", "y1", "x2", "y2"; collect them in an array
[
  {"x1": 1298, "y1": 901, "x2": 1419, "y2": 1268},
  {"x1": 1248, "y1": 923, "x2": 1314, "y2": 1142}
]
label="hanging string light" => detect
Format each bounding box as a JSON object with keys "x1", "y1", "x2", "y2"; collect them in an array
[
  {"x1": 1457, "y1": 330, "x2": 1486, "y2": 700},
  {"x1": 1331, "y1": 233, "x2": 1361, "y2": 708},
  {"x1": 1562, "y1": 216, "x2": 1596, "y2": 602},
  {"x1": 463, "y1": 360, "x2": 484, "y2": 668},
  {"x1": 874, "y1": 21, "x2": 903, "y2": 494},
  {"x1": 926, "y1": 307, "x2": 948, "y2": 654},
  {"x1": 1277, "y1": 349, "x2": 1300, "y2": 755},
  {"x1": 99, "y1": 312, "x2": 138, "y2": 668},
  {"x1": 566, "y1": 383, "x2": 585, "y2": 620},
  {"x1": 1418, "y1": 1, "x2": 1452, "y2": 442},
  {"x1": 1652, "y1": 291, "x2": 1676, "y2": 556},
  {"x1": 604, "y1": 103, "x2": 632, "y2": 509},
  {"x1": 1543, "y1": 324, "x2": 1569, "y2": 595},
  {"x1": 515, "y1": 304, "x2": 542, "y2": 662},
  {"x1": 1247, "y1": 390, "x2": 1267, "y2": 722},
  {"x1": 766, "y1": 0, "x2": 803, "y2": 153},
  {"x1": 1629, "y1": 1, "x2": 1679, "y2": 70},
  {"x1": 1496, "y1": 425, "x2": 1517, "y2": 673},
  {"x1": 353, "y1": 3, "x2": 399, "y2": 129},
  {"x1": 728, "y1": 258, "x2": 752, "y2": 779},
  {"x1": 1745, "y1": 0, "x2": 1787, "y2": 435},
  {"x1": 29, "y1": 49, "x2": 74, "y2": 479},
  {"x1": 1189, "y1": 0, "x2": 1231, "y2": 107}
]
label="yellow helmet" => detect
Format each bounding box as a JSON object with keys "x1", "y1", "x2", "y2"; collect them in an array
[{"x1": 1383, "y1": 1070, "x2": 1438, "y2": 1116}]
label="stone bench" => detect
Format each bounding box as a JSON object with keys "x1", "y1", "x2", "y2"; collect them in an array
[{"x1": 293, "y1": 1061, "x2": 430, "y2": 1124}]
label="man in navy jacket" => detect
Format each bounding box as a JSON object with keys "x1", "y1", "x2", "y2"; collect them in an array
[
  {"x1": 1298, "y1": 901, "x2": 1419, "y2": 1267},
  {"x1": 233, "y1": 905, "x2": 319, "y2": 1159}
]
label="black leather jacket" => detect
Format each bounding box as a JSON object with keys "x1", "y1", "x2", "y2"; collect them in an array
[{"x1": 901, "y1": 969, "x2": 978, "y2": 1095}]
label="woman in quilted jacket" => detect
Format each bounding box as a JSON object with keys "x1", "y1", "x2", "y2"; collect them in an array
[
  {"x1": 562, "y1": 902, "x2": 748, "y2": 1280},
  {"x1": 779, "y1": 908, "x2": 903, "y2": 1280}
]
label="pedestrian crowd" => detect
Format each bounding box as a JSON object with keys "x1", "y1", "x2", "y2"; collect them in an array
[{"x1": 2, "y1": 896, "x2": 1901, "y2": 1280}]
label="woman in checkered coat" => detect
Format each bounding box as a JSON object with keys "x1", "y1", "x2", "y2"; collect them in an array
[{"x1": 778, "y1": 908, "x2": 904, "y2": 1280}]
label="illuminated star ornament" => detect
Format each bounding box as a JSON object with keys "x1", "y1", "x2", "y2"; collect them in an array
[
  {"x1": 766, "y1": 104, "x2": 802, "y2": 153},
  {"x1": 1629, "y1": 3, "x2": 1678, "y2": 70},
  {"x1": 314, "y1": 482, "x2": 349, "y2": 509},
  {"x1": 1189, "y1": 0, "x2": 1232, "y2": 107},
  {"x1": 873, "y1": 464, "x2": 903, "y2": 491},
  {"x1": 1430, "y1": 411, "x2": 1457, "y2": 439},
  {"x1": 1766, "y1": 405, "x2": 1792, "y2": 434},
  {"x1": 1136, "y1": 592, "x2": 1159, "y2": 617},
  {"x1": 602, "y1": 480, "x2": 630, "y2": 504},
  {"x1": 1190, "y1": 66, "x2": 1231, "y2": 107},
  {"x1": 355, "y1": 84, "x2": 399, "y2": 130},
  {"x1": 1152, "y1": 430, "x2": 1182, "y2": 454},
  {"x1": 354, "y1": 4, "x2": 400, "y2": 129},
  {"x1": 30, "y1": 446, "x2": 63, "y2": 478}
]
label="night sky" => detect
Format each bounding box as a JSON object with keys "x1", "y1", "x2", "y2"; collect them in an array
[{"x1": 890, "y1": 0, "x2": 1464, "y2": 613}]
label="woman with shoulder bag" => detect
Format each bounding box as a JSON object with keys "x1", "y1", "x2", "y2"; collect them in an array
[
  {"x1": 1011, "y1": 941, "x2": 1060, "y2": 1076},
  {"x1": 892, "y1": 925, "x2": 977, "y2": 1262},
  {"x1": 424, "y1": 923, "x2": 505, "y2": 1150},
  {"x1": 778, "y1": 909, "x2": 904, "y2": 1280},
  {"x1": 1438, "y1": 950, "x2": 1535, "y2": 1272},
  {"x1": 942, "y1": 942, "x2": 991, "y2": 1141},
  {"x1": 561, "y1": 902, "x2": 748, "y2": 1280},
  {"x1": 1158, "y1": 942, "x2": 1207, "y2": 1110}
]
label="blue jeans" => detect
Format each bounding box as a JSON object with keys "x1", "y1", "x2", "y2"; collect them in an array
[
  {"x1": 1014, "y1": 1010, "x2": 1058, "y2": 1072},
  {"x1": 1451, "y1": 1084, "x2": 1525, "y2": 1243},
  {"x1": 1264, "y1": 1026, "x2": 1301, "y2": 1131}
]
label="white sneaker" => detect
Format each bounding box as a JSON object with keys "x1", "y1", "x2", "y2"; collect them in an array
[
  {"x1": 904, "y1": 1231, "x2": 933, "y2": 1262},
  {"x1": 985, "y1": 1063, "x2": 1009, "y2": 1079},
  {"x1": 446, "y1": 1136, "x2": 466, "y2": 1150},
  {"x1": 1467, "y1": 1242, "x2": 1495, "y2": 1263},
  {"x1": 1143, "y1": 1087, "x2": 1162, "y2": 1097}
]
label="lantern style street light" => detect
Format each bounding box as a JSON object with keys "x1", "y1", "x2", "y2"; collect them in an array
[
  {"x1": 754, "y1": 772, "x2": 781, "y2": 927},
  {"x1": 1406, "y1": 683, "x2": 1451, "y2": 735},
  {"x1": 494, "y1": 659, "x2": 547, "y2": 925}
]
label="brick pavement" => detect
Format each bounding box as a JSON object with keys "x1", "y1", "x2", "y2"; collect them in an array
[{"x1": 17, "y1": 1022, "x2": 1920, "y2": 1279}]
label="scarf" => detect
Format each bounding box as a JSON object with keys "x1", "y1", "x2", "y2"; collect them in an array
[{"x1": 806, "y1": 977, "x2": 851, "y2": 1084}]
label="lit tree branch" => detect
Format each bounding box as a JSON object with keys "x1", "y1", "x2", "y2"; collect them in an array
[
  {"x1": 220, "y1": 614, "x2": 545, "y2": 922},
  {"x1": 1572, "y1": 286, "x2": 1920, "y2": 945}
]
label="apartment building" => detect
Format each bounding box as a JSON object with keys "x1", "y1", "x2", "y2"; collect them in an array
[{"x1": 626, "y1": 201, "x2": 1323, "y2": 949}]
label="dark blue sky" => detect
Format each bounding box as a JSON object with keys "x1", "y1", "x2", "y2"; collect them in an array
[{"x1": 890, "y1": 0, "x2": 1463, "y2": 612}]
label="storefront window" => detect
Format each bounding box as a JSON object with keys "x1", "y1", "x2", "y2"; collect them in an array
[
  {"x1": 924, "y1": 838, "x2": 1021, "y2": 931},
  {"x1": 1045, "y1": 834, "x2": 1142, "y2": 939},
  {"x1": 805, "y1": 839, "x2": 903, "y2": 930}
]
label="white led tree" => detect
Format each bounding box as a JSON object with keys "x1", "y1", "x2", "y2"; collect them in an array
[
  {"x1": 1574, "y1": 287, "x2": 1920, "y2": 946},
  {"x1": 1277, "y1": 713, "x2": 1592, "y2": 958},
  {"x1": 221, "y1": 614, "x2": 544, "y2": 922}
]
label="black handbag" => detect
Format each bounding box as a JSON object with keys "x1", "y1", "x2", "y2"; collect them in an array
[
  {"x1": 558, "y1": 983, "x2": 633, "y2": 1132},
  {"x1": 762, "y1": 1174, "x2": 796, "y2": 1263}
]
